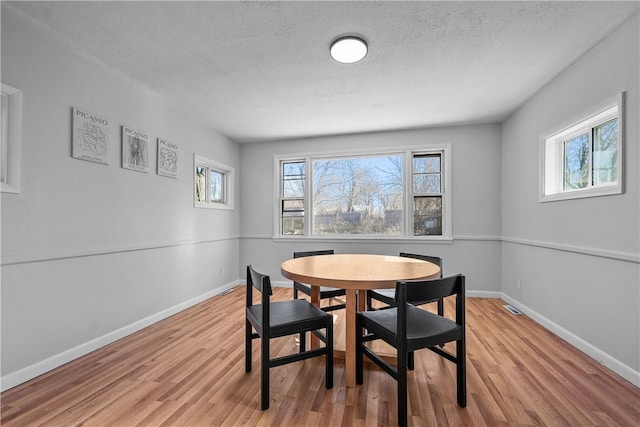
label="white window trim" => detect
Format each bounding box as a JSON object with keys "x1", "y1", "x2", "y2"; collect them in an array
[
  {"x1": 1, "y1": 83, "x2": 23, "y2": 194},
  {"x1": 539, "y1": 92, "x2": 624, "y2": 202},
  {"x1": 273, "y1": 145, "x2": 452, "y2": 240},
  {"x1": 194, "y1": 154, "x2": 234, "y2": 210}
]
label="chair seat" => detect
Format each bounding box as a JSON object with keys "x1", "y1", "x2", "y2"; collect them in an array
[
  {"x1": 247, "y1": 299, "x2": 330, "y2": 337},
  {"x1": 359, "y1": 304, "x2": 461, "y2": 350}
]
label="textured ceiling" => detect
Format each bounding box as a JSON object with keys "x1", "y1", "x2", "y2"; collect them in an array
[{"x1": 7, "y1": 1, "x2": 639, "y2": 143}]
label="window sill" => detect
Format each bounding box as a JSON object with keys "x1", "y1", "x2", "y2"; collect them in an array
[
  {"x1": 272, "y1": 235, "x2": 454, "y2": 244},
  {"x1": 194, "y1": 202, "x2": 234, "y2": 210},
  {"x1": 540, "y1": 183, "x2": 622, "y2": 202}
]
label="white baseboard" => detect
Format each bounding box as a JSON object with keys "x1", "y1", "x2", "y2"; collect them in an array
[
  {"x1": 501, "y1": 293, "x2": 640, "y2": 388},
  {"x1": 0, "y1": 280, "x2": 241, "y2": 392}
]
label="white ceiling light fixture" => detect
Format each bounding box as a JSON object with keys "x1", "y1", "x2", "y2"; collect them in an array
[{"x1": 330, "y1": 35, "x2": 368, "y2": 64}]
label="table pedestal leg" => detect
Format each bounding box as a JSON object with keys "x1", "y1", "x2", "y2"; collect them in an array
[{"x1": 345, "y1": 288, "x2": 365, "y2": 387}]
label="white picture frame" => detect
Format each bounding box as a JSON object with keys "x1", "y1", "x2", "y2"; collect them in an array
[
  {"x1": 157, "y1": 138, "x2": 178, "y2": 179},
  {"x1": 122, "y1": 125, "x2": 150, "y2": 173},
  {"x1": 72, "y1": 107, "x2": 110, "y2": 165}
]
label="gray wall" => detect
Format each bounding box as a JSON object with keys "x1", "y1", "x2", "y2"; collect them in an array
[
  {"x1": 1, "y1": 7, "x2": 240, "y2": 388},
  {"x1": 500, "y1": 15, "x2": 639, "y2": 381},
  {"x1": 239, "y1": 125, "x2": 503, "y2": 294}
]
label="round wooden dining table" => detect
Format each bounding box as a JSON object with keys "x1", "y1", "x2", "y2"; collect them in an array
[{"x1": 281, "y1": 254, "x2": 441, "y2": 387}]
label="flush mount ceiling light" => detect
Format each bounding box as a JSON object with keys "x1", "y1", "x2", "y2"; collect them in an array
[{"x1": 330, "y1": 35, "x2": 368, "y2": 64}]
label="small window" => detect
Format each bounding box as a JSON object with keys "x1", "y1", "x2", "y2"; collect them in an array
[
  {"x1": 541, "y1": 93, "x2": 624, "y2": 202},
  {"x1": 1, "y1": 83, "x2": 22, "y2": 194},
  {"x1": 194, "y1": 154, "x2": 234, "y2": 210}
]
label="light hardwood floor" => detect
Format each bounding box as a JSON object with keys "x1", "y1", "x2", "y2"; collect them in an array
[{"x1": 2, "y1": 286, "x2": 639, "y2": 426}]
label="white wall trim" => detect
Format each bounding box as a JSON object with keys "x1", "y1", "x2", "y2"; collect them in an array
[
  {"x1": 0, "y1": 279, "x2": 242, "y2": 392},
  {"x1": 1, "y1": 235, "x2": 241, "y2": 266},
  {"x1": 502, "y1": 236, "x2": 639, "y2": 263},
  {"x1": 241, "y1": 234, "x2": 500, "y2": 243},
  {"x1": 501, "y1": 293, "x2": 640, "y2": 388},
  {"x1": 242, "y1": 234, "x2": 638, "y2": 264}
]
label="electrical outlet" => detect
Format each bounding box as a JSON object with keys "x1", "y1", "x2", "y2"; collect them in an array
[{"x1": 516, "y1": 278, "x2": 522, "y2": 290}]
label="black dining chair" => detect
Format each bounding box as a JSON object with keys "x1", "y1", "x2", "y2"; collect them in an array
[
  {"x1": 367, "y1": 253, "x2": 444, "y2": 370},
  {"x1": 356, "y1": 274, "x2": 466, "y2": 427},
  {"x1": 245, "y1": 265, "x2": 333, "y2": 410},
  {"x1": 366, "y1": 252, "x2": 444, "y2": 316},
  {"x1": 293, "y1": 250, "x2": 346, "y2": 313}
]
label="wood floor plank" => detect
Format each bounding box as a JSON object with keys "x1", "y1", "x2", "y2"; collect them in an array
[{"x1": 2, "y1": 286, "x2": 639, "y2": 426}]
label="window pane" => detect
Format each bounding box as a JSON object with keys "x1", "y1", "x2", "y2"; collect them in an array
[
  {"x1": 282, "y1": 199, "x2": 304, "y2": 213},
  {"x1": 312, "y1": 156, "x2": 403, "y2": 235},
  {"x1": 413, "y1": 154, "x2": 440, "y2": 173},
  {"x1": 283, "y1": 161, "x2": 305, "y2": 198},
  {"x1": 413, "y1": 174, "x2": 441, "y2": 193},
  {"x1": 195, "y1": 166, "x2": 207, "y2": 202},
  {"x1": 283, "y1": 179, "x2": 304, "y2": 198},
  {"x1": 593, "y1": 118, "x2": 618, "y2": 186},
  {"x1": 563, "y1": 133, "x2": 589, "y2": 190},
  {"x1": 210, "y1": 170, "x2": 224, "y2": 203},
  {"x1": 282, "y1": 199, "x2": 304, "y2": 236},
  {"x1": 282, "y1": 217, "x2": 304, "y2": 235},
  {"x1": 414, "y1": 196, "x2": 442, "y2": 236},
  {"x1": 413, "y1": 154, "x2": 441, "y2": 193}
]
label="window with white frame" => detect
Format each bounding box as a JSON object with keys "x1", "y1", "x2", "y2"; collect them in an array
[
  {"x1": 541, "y1": 93, "x2": 624, "y2": 202},
  {"x1": 1, "y1": 83, "x2": 23, "y2": 194},
  {"x1": 276, "y1": 147, "x2": 451, "y2": 239},
  {"x1": 194, "y1": 154, "x2": 234, "y2": 209}
]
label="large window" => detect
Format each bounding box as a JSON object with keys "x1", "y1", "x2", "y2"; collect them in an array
[
  {"x1": 194, "y1": 154, "x2": 234, "y2": 210},
  {"x1": 276, "y1": 147, "x2": 451, "y2": 239},
  {"x1": 541, "y1": 93, "x2": 623, "y2": 202}
]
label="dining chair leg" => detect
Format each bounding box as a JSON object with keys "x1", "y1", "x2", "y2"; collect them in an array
[
  {"x1": 437, "y1": 298, "x2": 444, "y2": 317},
  {"x1": 408, "y1": 351, "x2": 414, "y2": 370},
  {"x1": 261, "y1": 336, "x2": 270, "y2": 410},
  {"x1": 326, "y1": 321, "x2": 334, "y2": 389},
  {"x1": 299, "y1": 332, "x2": 306, "y2": 353},
  {"x1": 456, "y1": 338, "x2": 467, "y2": 407},
  {"x1": 356, "y1": 317, "x2": 364, "y2": 385},
  {"x1": 397, "y1": 348, "x2": 409, "y2": 427},
  {"x1": 245, "y1": 320, "x2": 252, "y2": 373}
]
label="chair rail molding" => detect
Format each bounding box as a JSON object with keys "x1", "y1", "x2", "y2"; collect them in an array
[
  {"x1": 1, "y1": 235, "x2": 241, "y2": 266},
  {"x1": 502, "y1": 236, "x2": 639, "y2": 263}
]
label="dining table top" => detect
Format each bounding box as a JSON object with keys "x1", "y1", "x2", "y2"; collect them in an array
[{"x1": 280, "y1": 253, "x2": 441, "y2": 289}]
